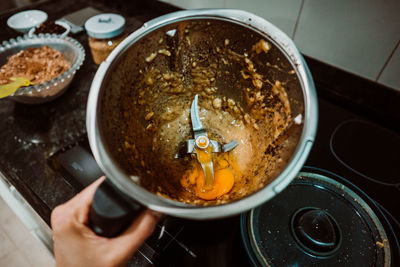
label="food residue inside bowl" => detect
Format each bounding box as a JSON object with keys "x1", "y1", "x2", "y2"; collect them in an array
[
  {"x1": 0, "y1": 46, "x2": 70, "y2": 86},
  {"x1": 34, "y1": 21, "x2": 66, "y2": 35},
  {"x1": 104, "y1": 20, "x2": 303, "y2": 205}
]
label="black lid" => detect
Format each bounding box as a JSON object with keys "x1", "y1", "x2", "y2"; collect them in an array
[{"x1": 241, "y1": 171, "x2": 391, "y2": 266}]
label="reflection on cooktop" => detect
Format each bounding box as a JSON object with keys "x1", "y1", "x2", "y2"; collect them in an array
[
  {"x1": 11, "y1": 103, "x2": 86, "y2": 145},
  {"x1": 128, "y1": 216, "x2": 249, "y2": 267}
]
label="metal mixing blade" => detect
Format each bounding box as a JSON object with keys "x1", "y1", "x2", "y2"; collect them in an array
[{"x1": 187, "y1": 94, "x2": 238, "y2": 188}]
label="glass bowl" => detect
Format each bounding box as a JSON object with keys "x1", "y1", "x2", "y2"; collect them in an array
[{"x1": 0, "y1": 34, "x2": 85, "y2": 104}]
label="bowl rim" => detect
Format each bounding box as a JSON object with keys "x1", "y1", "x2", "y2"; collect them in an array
[
  {"x1": 7, "y1": 10, "x2": 48, "y2": 32},
  {"x1": 0, "y1": 34, "x2": 85, "y2": 97}
]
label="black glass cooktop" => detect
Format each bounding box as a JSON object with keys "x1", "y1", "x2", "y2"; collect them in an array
[
  {"x1": 0, "y1": 0, "x2": 399, "y2": 266},
  {"x1": 45, "y1": 97, "x2": 400, "y2": 266}
]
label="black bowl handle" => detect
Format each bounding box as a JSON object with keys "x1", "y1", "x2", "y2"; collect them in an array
[
  {"x1": 90, "y1": 178, "x2": 144, "y2": 237},
  {"x1": 56, "y1": 145, "x2": 144, "y2": 237}
]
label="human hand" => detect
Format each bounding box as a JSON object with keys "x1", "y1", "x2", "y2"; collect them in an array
[{"x1": 51, "y1": 177, "x2": 161, "y2": 267}]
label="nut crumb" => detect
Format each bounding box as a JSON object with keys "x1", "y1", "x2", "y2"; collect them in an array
[
  {"x1": 145, "y1": 52, "x2": 157, "y2": 62},
  {"x1": 145, "y1": 112, "x2": 154, "y2": 120},
  {"x1": 213, "y1": 97, "x2": 222, "y2": 109},
  {"x1": 158, "y1": 49, "x2": 171, "y2": 56},
  {"x1": 252, "y1": 39, "x2": 271, "y2": 54},
  {"x1": 227, "y1": 98, "x2": 235, "y2": 108},
  {"x1": 376, "y1": 241, "x2": 384, "y2": 248},
  {"x1": 244, "y1": 114, "x2": 251, "y2": 124}
]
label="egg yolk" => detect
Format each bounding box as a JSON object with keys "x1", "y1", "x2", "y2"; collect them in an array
[
  {"x1": 195, "y1": 168, "x2": 234, "y2": 200},
  {"x1": 180, "y1": 153, "x2": 237, "y2": 200}
]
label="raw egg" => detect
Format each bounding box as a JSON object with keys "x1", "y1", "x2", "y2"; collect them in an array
[
  {"x1": 180, "y1": 152, "x2": 238, "y2": 200},
  {"x1": 195, "y1": 168, "x2": 234, "y2": 200}
]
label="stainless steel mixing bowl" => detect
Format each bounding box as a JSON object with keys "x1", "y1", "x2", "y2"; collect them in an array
[{"x1": 86, "y1": 9, "x2": 318, "y2": 221}]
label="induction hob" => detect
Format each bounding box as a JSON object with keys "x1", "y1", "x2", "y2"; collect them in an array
[{"x1": 0, "y1": 0, "x2": 399, "y2": 266}]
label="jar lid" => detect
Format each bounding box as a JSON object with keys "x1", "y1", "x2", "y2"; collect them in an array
[
  {"x1": 241, "y1": 170, "x2": 392, "y2": 266},
  {"x1": 85, "y1": 13, "x2": 125, "y2": 39}
]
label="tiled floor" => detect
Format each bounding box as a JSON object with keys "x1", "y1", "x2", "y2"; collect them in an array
[{"x1": 0, "y1": 197, "x2": 55, "y2": 267}]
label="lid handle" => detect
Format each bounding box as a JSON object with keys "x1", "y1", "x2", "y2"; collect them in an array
[
  {"x1": 98, "y1": 17, "x2": 112, "y2": 23},
  {"x1": 292, "y1": 208, "x2": 341, "y2": 255}
]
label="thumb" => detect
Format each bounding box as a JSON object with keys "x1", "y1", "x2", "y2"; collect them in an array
[
  {"x1": 69, "y1": 176, "x2": 106, "y2": 207},
  {"x1": 67, "y1": 176, "x2": 106, "y2": 224}
]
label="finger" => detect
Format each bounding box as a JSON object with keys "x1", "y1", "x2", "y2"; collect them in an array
[
  {"x1": 68, "y1": 176, "x2": 106, "y2": 205},
  {"x1": 111, "y1": 209, "x2": 161, "y2": 252},
  {"x1": 67, "y1": 176, "x2": 106, "y2": 223}
]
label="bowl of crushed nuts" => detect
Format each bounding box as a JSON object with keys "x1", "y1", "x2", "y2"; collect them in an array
[{"x1": 0, "y1": 34, "x2": 85, "y2": 104}]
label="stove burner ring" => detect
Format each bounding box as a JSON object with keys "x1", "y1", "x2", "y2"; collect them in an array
[{"x1": 329, "y1": 119, "x2": 400, "y2": 187}]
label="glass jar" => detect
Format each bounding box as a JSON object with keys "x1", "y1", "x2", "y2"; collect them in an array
[{"x1": 85, "y1": 13, "x2": 126, "y2": 65}]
